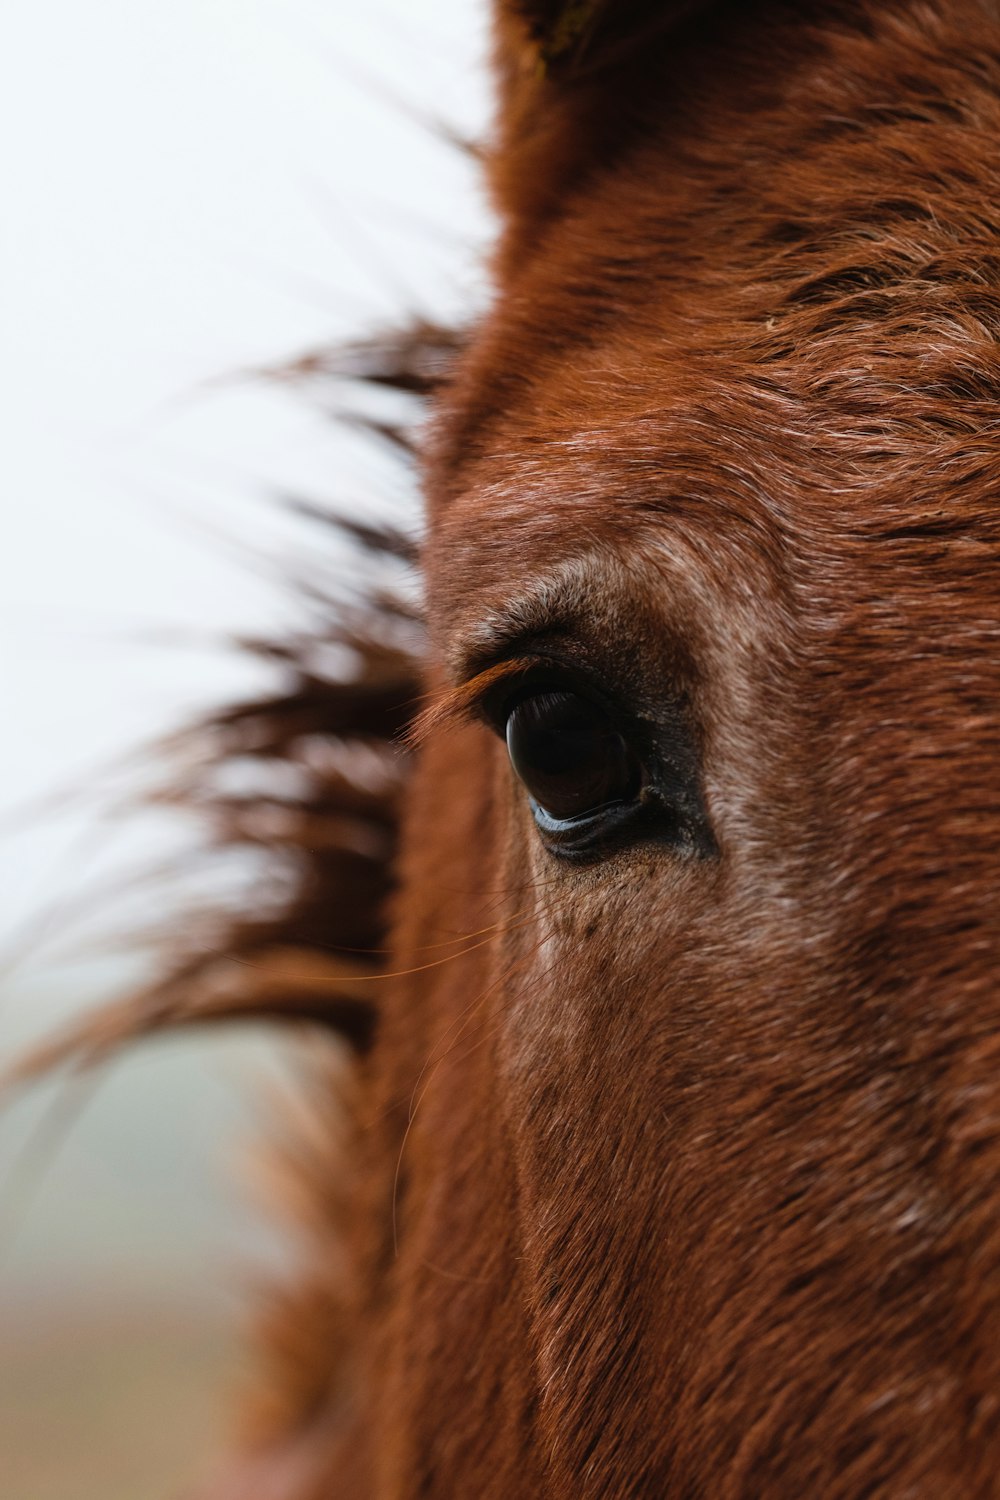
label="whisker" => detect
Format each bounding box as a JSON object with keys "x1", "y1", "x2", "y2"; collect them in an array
[{"x1": 390, "y1": 905, "x2": 572, "y2": 1255}]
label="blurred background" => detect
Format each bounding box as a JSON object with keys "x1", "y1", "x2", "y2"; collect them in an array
[{"x1": 0, "y1": 3, "x2": 489, "y2": 1494}]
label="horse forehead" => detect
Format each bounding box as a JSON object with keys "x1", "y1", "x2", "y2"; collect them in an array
[
  {"x1": 428, "y1": 209, "x2": 1000, "y2": 646},
  {"x1": 432, "y1": 447, "x2": 995, "y2": 637},
  {"x1": 430, "y1": 362, "x2": 786, "y2": 582},
  {"x1": 438, "y1": 239, "x2": 1000, "y2": 565}
]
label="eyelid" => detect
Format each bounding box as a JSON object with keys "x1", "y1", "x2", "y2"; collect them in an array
[
  {"x1": 474, "y1": 661, "x2": 579, "y2": 731},
  {"x1": 408, "y1": 656, "x2": 553, "y2": 746}
]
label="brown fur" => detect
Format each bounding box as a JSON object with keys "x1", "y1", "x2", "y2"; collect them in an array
[{"x1": 46, "y1": 2, "x2": 1000, "y2": 1495}]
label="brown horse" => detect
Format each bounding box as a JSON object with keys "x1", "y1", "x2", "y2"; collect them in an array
[{"x1": 35, "y1": 0, "x2": 1000, "y2": 1495}]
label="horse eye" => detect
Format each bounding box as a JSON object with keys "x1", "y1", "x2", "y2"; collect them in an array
[{"x1": 505, "y1": 691, "x2": 642, "y2": 825}]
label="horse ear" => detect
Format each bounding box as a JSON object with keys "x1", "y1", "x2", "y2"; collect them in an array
[
  {"x1": 499, "y1": 0, "x2": 610, "y2": 74},
  {"x1": 497, "y1": 0, "x2": 704, "y2": 77},
  {"x1": 490, "y1": 0, "x2": 711, "y2": 245}
]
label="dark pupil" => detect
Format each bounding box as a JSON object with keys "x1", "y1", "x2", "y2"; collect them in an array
[{"x1": 505, "y1": 691, "x2": 640, "y2": 823}]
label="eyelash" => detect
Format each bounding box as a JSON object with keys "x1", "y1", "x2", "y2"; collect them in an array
[{"x1": 474, "y1": 658, "x2": 614, "y2": 732}]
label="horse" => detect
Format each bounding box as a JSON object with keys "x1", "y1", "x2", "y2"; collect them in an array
[{"x1": 31, "y1": 0, "x2": 1000, "y2": 1494}]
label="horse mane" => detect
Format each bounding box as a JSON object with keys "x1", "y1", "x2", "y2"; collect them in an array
[
  {"x1": 13, "y1": 319, "x2": 461, "y2": 1075},
  {"x1": 5, "y1": 319, "x2": 466, "y2": 1479}
]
